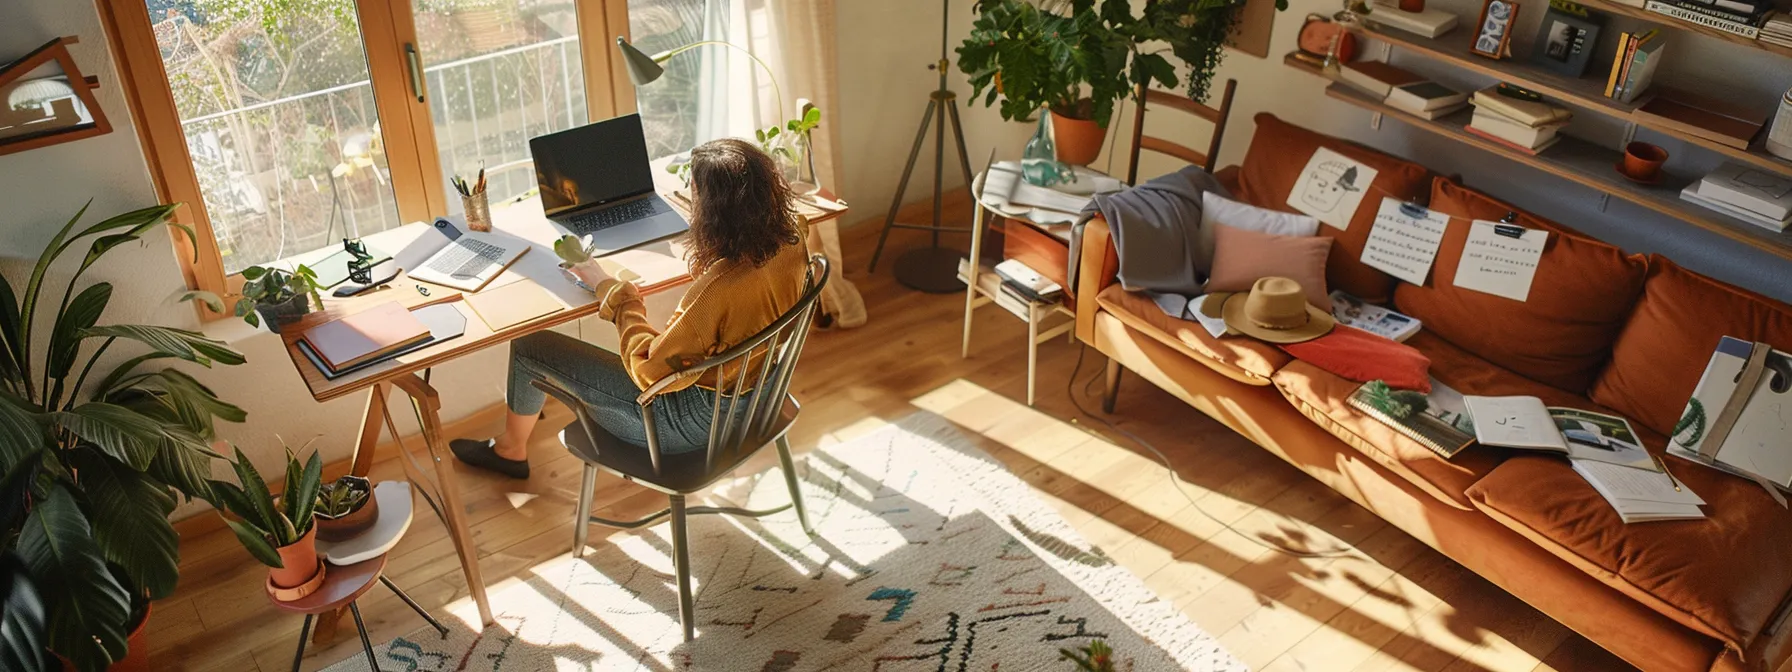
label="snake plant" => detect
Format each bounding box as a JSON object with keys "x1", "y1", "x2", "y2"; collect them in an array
[{"x1": 0, "y1": 202, "x2": 245, "y2": 671}]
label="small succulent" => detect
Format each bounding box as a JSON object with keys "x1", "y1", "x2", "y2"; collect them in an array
[{"x1": 315, "y1": 478, "x2": 370, "y2": 518}]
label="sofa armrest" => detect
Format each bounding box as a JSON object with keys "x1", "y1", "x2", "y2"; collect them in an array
[{"x1": 1074, "y1": 215, "x2": 1120, "y2": 345}]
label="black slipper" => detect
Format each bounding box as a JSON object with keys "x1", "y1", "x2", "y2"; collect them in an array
[{"x1": 450, "y1": 438, "x2": 530, "y2": 479}]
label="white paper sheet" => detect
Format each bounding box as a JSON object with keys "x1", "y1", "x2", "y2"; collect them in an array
[
  {"x1": 1573, "y1": 459, "x2": 1706, "y2": 506},
  {"x1": 1465, "y1": 395, "x2": 1567, "y2": 452},
  {"x1": 1453, "y1": 220, "x2": 1547, "y2": 301},
  {"x1": 1288, "y1": 147, "x2": 1379, "y2": 230},
  {"x1": 1361, "y1": 198, "x2": 1451, "y2": 285}
]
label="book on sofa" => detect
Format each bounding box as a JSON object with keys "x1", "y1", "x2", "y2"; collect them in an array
[
  {"x1": 1669, "y1": 336, "x2": 1792, "y2": 495},
  {"x1": 1348, "y1": 379, "x2": 1476, "y2": 458},
  {"x1": 1463, "y1": 396, "x2": 1657, "y2": 470},
  {"x1": 1330, "y1": 290, "x2": 1422, "y2": 342}
]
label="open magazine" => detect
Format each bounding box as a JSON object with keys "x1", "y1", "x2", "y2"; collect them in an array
[
  {"x1": 1463, "y1": 396, "x2": 1657, "y2": 471},
  {"x1": 1330, "y1": 291, "x2": 1422, "y2": 342}
]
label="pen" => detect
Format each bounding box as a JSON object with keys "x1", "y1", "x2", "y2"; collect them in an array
[{"x1": 1654, "y1": 455, "x2": 1682, "y2": 492}]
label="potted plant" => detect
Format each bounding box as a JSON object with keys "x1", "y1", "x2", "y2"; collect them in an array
[
  {"x1": 232, "y1": 264, "x2": 324, "y2": 330},
  {"x1": 314, "y1": 475, "x2": 378, "y2": 542},
  {"x1": 958, "y1": 0, "x2": 1284, "y2": 165},
  {"x1": 210, "y1": 444, "x2": 326, "y2": 593},
  {"x1": 0, "y1": 203, "x2": 247, "y2": 671}
]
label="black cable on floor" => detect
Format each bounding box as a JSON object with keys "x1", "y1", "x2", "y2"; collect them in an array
[{"x1": 1063, "y1": 343, "x2": 1357, "y2": 559}]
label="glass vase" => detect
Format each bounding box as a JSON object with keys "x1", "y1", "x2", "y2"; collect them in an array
[
  {"x1": 1022, "y1": 113, "x2": 1071, "y2": 187},
  {"x1": 790, "y1": 133, "x2": 822, "y2": 197}
]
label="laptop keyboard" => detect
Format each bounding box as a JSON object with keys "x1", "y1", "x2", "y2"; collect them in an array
[
  {"x1": 427, "y1": 238, "x2": 505, "y2": 278},
  {"x1": 565, "y1": 199, "x2": 658, "y2": 233}
]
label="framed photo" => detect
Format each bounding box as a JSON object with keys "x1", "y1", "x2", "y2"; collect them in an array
[
  {"x1": 1472, "y1": 0, "x2": 1521, "y2": 59},
  {"x1": 1530, "y1": 4, "x2": 1604, "y2": 77}
]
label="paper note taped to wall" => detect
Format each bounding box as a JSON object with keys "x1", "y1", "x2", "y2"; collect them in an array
[
  {"x1": 1287, "y1": 147, "x2": 1379, "y2": 230},
  {"x1": 1361, "y1": 198, "x2": 1450, "y2": 286},
  {"x1": 1453, "y1": 220, "x2": 1547, "y2": 301}
]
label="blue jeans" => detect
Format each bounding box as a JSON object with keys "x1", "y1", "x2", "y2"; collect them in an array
[{"x1": 507, "y1": 331, "x2": 719, "y2": 454}]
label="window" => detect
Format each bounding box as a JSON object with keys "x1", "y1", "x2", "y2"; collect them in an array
[{"x1": 104, "y1": 0, "x2": 766, "y2": 318}]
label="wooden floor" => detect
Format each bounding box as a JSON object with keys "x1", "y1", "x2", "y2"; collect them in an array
[{"x1": 148, "y1": 195, "x2": 1636, "y2": 671}]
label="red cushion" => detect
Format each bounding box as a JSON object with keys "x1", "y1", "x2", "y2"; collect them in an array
[{"x1": 1279, "y1": 325, "x2": 1432, "y2": 391}]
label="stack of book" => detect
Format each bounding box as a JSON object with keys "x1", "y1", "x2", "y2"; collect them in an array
[
  {"x1": 955, "y1": 258, "x2": 1058, "y2": 322},
  {"x1": 1604, "y1": 30, "x2": 1665, "y2": 104},
  {"x1": 1763, "y1": 11, "x2": 1792, "y2": 48},
  {"x1": 1385, "y1": 82, "x2": 1471, "y2": 120},
  {"x1": 1466, "y1": 86, "x2": 1573, "y2": 154},
  {"x1": 1645, "y1": 0, "x2": 1772, "y2": 39},
  {"x1": 298, "y1": 301, "x2": 432, "y2": 375},
  {"x1": 1365, "y1": 2, "x2": 1460, "y2": 37},
  {"x1": 1680, "y1": 161, "x2": 1792, "y2": 231},
  {"x1": 1339, "y1": 61, "x2": 1425, "y2": 100}
]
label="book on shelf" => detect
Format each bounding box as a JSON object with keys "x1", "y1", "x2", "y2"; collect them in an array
[
  {"x1": 298, "y1": 301, "x2": 432, "y2": 372},
  {"x1": 1655, "y1": 0, "x2": 1770, "y2": 22},
  {"x1": 1615, "y1": 37, "x2": 1666, "y2": 103},
  {"x1": 1387, "y1": 81, "x2": 1471, "y2": 113},
  {"x1": 1469, "y1": 86, "x2": 1573, "y2": 127},
  {"x1": 1347, "y1": 378, "x2": 1476, "y2": 458},
  {"x1": 1407, "y1": 102, "x2": 1471, "y2": 120},
  {"x1": 992, "y1": 258, "x2": 1062, "y2": 302},
  {"x1": 1604, "y1": 30, "x2": 1658, "y2": 98},
  {"x1": 1330, "y1": 291, "x2": 1422, "y2": 342},
  {"x1": 1466, "y1": 125, "x2": 1564, "y2": 154},
  {"x1": 1680, "y1": 183, "x2": 1792, "y2": 231},
  {"x1": 1462, "y1": 396, "x2": 1658, "y2": 470},
  {"x1": 1340, "y1": 61, "x2": 1426, "y2": 99},
  {"x1": 1644, "y1": 0, "x2": 1764, "y2": 37},
  {"x1": 1365, "y1": 5, "x2": 1461, "y2": 37},
  {"x1": 1698, "y1": 161, "x2": 1792, "y2": 220},
  {"x1": 1572, "y1": 459, "x2": 1707, "y2": 523},
  {"x1": 1634, "y1": 89, "x2": 1770, "y2": 150},
  {"x1": 957, "y1": 258, "x2": 1051, "y2": 322},
  {"x1": 1712, "y1": 0, "x2": 1772, "y2": 15},
  {"x1": 1468, "y1": 107, "x2": 1569, "y2": 151}
]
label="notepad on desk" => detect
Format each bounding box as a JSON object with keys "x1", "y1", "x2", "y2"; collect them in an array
[
  {"x1": 299, "y1": 301, "x2": 431, "y2": 372},
  {"x1": 466, "y1": 278, "x2": 565, "y2": 331}
]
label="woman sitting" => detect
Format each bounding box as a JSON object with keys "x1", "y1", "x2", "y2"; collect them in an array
[{"x1": 451, "y1": 138, "x2": 809, "y2": 478}]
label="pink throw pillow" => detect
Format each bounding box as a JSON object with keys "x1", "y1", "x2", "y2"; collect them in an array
[{"x1": 1206, "y1": 223, "x2": 1331, "y2": 308}]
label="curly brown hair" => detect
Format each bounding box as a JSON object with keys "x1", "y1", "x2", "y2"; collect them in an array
[{"x1": 685, "y1": 138, "x2": 802, "y2": 272}]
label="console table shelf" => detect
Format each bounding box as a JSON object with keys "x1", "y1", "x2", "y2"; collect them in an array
[
  {"x1": 1360, "y1": 24, "x2": 1792, "y2": 178},
  {"x1": 1283, "y1": 51, "x2": 1792, "y2": 262}
]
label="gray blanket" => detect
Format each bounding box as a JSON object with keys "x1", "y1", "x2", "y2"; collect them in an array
[{"x1": 1069, "y1": 166, "x2": 1229, "y2": 318}]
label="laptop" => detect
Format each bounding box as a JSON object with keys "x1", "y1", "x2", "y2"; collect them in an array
[
  {"x1": 530, "y1": 113, "x2": 689, "y2": 254},
  {"x1": 401, "y1": 216, "x2": 529, "y2": 293}
]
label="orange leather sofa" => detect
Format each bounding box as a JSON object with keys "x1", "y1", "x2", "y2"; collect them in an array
[{"x1": 1073, "y1": 113, "x2": 1792, "y2": 672}]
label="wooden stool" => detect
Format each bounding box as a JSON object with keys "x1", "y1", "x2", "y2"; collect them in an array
[{"x1": 265, "y1": 555, "x2": 448, "y2": 672}]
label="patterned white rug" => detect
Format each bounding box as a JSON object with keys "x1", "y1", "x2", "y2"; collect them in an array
[{"x1": 326, "y1": 413, "x2": 1242, "y2": 671}]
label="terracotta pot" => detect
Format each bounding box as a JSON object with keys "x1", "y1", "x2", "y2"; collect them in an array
[
  {"x1": 1049, "y1": 103, "x2": 1108, "y2": 166},
  {"x1": 1621, "y1": 142, "x2": 1669, "y2": 181},
  {"x1": 315, "y1": 477, "x2": 380, "y2": 542},
  {"x1": 56, "y1": 601, "x2": 150, "y2": 671},
  {"x1": 269, "y1": 525, "x2": 321, "y2": 589}
]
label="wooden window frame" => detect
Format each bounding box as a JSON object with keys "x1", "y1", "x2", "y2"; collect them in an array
[{"x1": 98, "y1": 0, "x2": 632, "y2": 322}]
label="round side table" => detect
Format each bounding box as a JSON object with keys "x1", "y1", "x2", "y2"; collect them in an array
[{"x1": 265, "y1": 554, "x2": 448, "y2": 672}]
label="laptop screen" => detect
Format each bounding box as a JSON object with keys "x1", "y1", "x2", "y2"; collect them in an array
[{"x1": 530, "y1": 113, "x2": 655, "y2": 217}]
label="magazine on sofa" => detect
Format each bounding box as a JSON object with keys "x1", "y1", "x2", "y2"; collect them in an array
[
  {"x1": 1463, "y1": 397, "x2": 1658, "y2": 471},
  {"x1": 1330, "y1": 291, "x2": 1422, "y2": 342},
  {"x1": 1668, "y1": 336, "x2": 1792, "y2": 496},
  {"x1": 1348, "y1": 378, "x2": 1476, "y2": 458}
]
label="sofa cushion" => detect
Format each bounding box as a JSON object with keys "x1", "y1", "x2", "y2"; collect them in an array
[
  {"x1": 1468, "y1": 430, "x2": 1792, "y2": 655},
  {"x1": 1232, "y1": 113, "x2": 1432, "y2": 305},
  {"x1": 1206, "y1": 223, "x2": 1332, "y2": 308},
  {"x1": 1395, "y1": 179, "x2": 1649, "y2": 394},
  {"x1": 1096, "y1": 285, "x2": 1292, "y2": 384},
  {"x1": 1591, "y1": 255, "x2": 1792, "y2": 436},
  {"x1": 1272, "y1": 330, "x2": 1631, "y2": 510}
]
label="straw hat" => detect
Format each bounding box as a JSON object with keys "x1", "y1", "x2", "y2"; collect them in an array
[{"x1": 1212, "y1": 277, "x2": 1335, "y2": 344}]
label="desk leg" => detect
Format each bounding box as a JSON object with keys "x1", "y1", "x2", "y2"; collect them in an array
[
  {"x1": 388, "y1": 373, "x2": 495, "y2": 627},
  {"x1": 350, "y1": 383, "x2": 388, "y2": 478},
  {"x1": 961, "y1": 204, "x2": 986, "y2": 358}
]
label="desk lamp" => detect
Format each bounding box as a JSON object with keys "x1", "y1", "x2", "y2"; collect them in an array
[{"x1": 614, "y1": 36, "x2": 784, "y2": 124}]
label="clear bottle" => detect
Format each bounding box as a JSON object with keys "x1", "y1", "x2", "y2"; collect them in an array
[{"x1": 1022, "y1": 112, "x2": 1071, "y2": 187}]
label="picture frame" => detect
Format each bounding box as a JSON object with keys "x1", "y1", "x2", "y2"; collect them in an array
[
  {"x1": 1530, "y1": 2, "x2": 1604, "y2": 77},
  {"x1": 1472, "y1": 0, "x2": 1521, "y2": 59}
]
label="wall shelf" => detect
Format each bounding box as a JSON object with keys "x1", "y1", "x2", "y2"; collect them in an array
[
  {"x1": 1305, "y1": 78, "x2": 1792, "y2": 261},
  {"x1": 1360, "y1": 24, "x2": 1792, "y2": 178}
]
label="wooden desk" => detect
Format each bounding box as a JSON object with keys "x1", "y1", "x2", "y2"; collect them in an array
[{"x1": 277, "y1": 188, "x2": 844, "y2": 628}]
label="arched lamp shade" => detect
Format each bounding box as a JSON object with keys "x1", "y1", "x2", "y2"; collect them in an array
[{"x1": 615, "y1": 37, "x2": 665, "y2": 87}]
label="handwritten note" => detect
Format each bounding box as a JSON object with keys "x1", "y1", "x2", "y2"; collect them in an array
[
  {"x1": 1287, "y1": 148, "x2": 1379, "y2": 230},
  {"x1": 1360, "y1": 198, "x2": 1450, "y2": 286},
  {"x1": 1453, "y1": 220, "x2": 1547, "y2": 302}
]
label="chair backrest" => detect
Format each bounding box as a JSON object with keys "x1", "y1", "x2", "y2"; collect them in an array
[
  {"x1": 543, "y1": 253, "x2": 830, "y2": 483},
  {"x1": 1125, "y1": 79, "x2": 1238, "y2": 186}
]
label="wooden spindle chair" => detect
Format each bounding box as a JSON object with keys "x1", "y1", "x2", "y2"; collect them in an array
[
  {"x1": 1124, "y1": 79, "x2": 1239, "y2": 185},
  {"x1": 532, "y1": 255, "x2": 829, "y2": 642}
]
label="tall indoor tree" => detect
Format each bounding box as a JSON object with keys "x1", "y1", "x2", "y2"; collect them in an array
[{"x1": 0, "y1": 203, "x2": 244, "y2": 671}]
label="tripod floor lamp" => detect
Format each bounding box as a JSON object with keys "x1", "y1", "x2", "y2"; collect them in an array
[{"x1": 866, "y1": 0, "x2": 975, "y2": 294}]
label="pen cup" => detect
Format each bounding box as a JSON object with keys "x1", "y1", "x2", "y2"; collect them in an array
[{"x1": 463, "y1": 192, "x2": 492, "y2": 232}]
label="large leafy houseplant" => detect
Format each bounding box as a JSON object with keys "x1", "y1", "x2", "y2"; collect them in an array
[
  {"x1": 959, "y1": 0, "x2": 1285, "y2": 127},
  {"x1": 1, "y1": 203, "x2": 245, "y2": 671}
]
